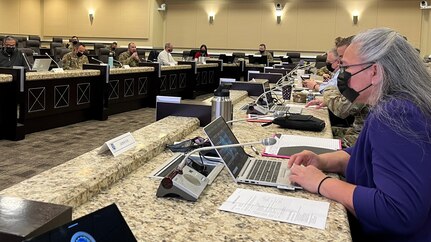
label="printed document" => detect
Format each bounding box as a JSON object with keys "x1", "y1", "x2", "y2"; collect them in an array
[{"x1": 219, "y1": 188, "x2": 330, "y2": 229}]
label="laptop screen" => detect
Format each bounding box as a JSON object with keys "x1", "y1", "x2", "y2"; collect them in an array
[
  {"x1": 32, "y1": 59, "x2": 51, "y2": 72},
  {"x1": 25, "y1": 203, "x2": 136, "y2": 242},
  {"x1": 203, "y1": 117, "x2": 249, "y2": 178}
]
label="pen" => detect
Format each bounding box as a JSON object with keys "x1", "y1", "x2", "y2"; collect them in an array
[{"x1": 250, "y1": 145, "x2": 260, "y2": 155}]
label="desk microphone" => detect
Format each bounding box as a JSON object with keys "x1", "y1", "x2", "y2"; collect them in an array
[
  {"x1": 22, "y1": 53, "x2": 32, "y2": 71},
  {"x1": 113, "y1": 59, "x2": 123, "y2": 68},
  {"x1": 91, "y1": 57, "x2": 105, "y2": 65},
  {"x1": 44, "y1": 52, "x2": 62, "y2": 70}
]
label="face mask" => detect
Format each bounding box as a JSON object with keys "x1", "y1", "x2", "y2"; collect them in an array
[
  {"x1": 326, "y1": 62, "x2": 335, "y2": 72},
  {"x1": 77, "y1": 52, "x2": 84, "y2": 57},
  {"x1": 337, "y1": 64, "x2": 374, "y2": 102},
  {"x1": 5, "y1": 47, "x2": 15, "y2": 55},
  {"x1": 167, "y1": 48, "x2": 172, "y2": 53},
  {"x1": 112, "y1": 47, "x2": 116, "y2": 51},
  {"x1": 72, "y1": 40, "x2": 78, "y2": 45}
]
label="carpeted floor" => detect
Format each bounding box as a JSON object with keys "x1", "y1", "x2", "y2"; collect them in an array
[{"x1": 0, "y1": 108, "x2": 156, "y2": 191}]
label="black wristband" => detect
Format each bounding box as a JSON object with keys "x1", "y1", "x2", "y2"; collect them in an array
[{"x1": 317, "y1": 176, "x2": 331, "y2": 196}]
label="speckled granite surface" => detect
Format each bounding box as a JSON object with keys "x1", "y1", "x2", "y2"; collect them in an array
[
  {"x1": 72, "y1": 97, "x2": 351, "y2": 241},
  {"x1": 109, "y1": 67, "x2": 154, "y2": 75},
  {"x1": 0, "y1": 116, "x2": 200, "y2": 208},
  {"x1": 161, "y1": 65, "x2": 191, "y2": 71},
  {"x1": 197, "y1": 63, "x2": 218, "y2": 68},
  {"x1": 25, "y1": 70, "x2": 100, "y2": 81},
  {"x1": 202, "y1": 90, "x2": 248, "y2": 106},
  {"x1": 0, "y1": 74, "x2": 12, "y2": 83}
]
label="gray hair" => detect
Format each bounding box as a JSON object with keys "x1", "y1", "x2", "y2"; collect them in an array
[
  {"x1": 353, "y1": 28, "x2": 431, "y2": 142},
  {"x1": 3, "y1": 36, "x2": 16, "y2": 44},
  {"x1": 164, "y1": 42, "x2": 171, "y2": 49}
]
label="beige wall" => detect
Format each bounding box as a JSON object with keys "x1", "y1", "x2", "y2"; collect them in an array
[
  {"x1": 0, "y1": 0, "x2": 42, "y2": 36},
  {"x1": 164, "y1": 0, "x2": 426, "y2": 53}
]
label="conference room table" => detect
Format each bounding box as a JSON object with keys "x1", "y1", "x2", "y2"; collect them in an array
[{"x1": 72, "y1": 95, "x2": 352, "y2": 241}]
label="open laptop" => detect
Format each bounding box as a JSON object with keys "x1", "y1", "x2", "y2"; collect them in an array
[
  {"x1": 259, "y1": 82, "x2": 302, "y2": 115},
  {"x1": 25, "y1": 203, "x2": 136, "y2": 242},
  {"x1": 203, "y1": 116, "x2": 301, "y2": 190},
  {"x1": 32, "y1": 58, "x2": 52, "y2": 72}
]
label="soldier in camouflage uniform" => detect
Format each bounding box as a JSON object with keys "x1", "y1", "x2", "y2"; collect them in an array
[
  {"x1": 323, "y1": 85, "x2": 369, "y2": 148},
  {"x1": 61, "y1": 43, "x2": 89, "y2": 70},
  {"x1": 118, "y1": 42, "x2": 140, "y2": 67}
]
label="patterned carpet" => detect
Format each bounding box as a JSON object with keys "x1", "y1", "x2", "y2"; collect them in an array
[{"x1": 0, "y1": 108, "x2": 156, "y2": 191}]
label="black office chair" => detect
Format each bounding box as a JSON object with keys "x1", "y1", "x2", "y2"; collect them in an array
[
  {"x1": 94, "y1": 43, "x2": 106, "y2": 56},
  {"x1": 15, "y1": 36, "x2": 27, "y2": 48},
  {"x1": 286, "y1": 52, "x2": 301, "y2": 64},
  {"x1": 28, "y1": 35, "x2": 41, "y2": 41},
  {"x1": 147, "y1": 50, "x2": 159, "y2": 62},
  {"x1": 52, "y1": 37, "x2": 63, "y2": 43},
  {"x1": 25, "y1": 40, "x2": 41, "y2": 55},
  {"x1": 137, "y1": 49, "x2": 146, "y2": 60},
  {"x1": 114, "y1": 47, "x2": 128, "y2": 60},
  {"x1": 315, "y1": 54, "x2": 327, "y2": 69},
  {"x1": 50, "y1": 42, "x2": 64, "y2": 56},
  {"x1": 55, "y1": 47, "x2": 71, "y2": 63},
  {"x1": 18, "y1": 48, "x2": 35, "y2": 66},
  {"x1": 182, "y1": 50, "x2": 190, "y2": 59},
  {"x1": 98, "y1": 48, "x2": 110, "y2": 63}
]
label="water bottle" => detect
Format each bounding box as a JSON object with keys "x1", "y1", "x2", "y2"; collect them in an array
[
  {"x1": 108, "y1": 52, "x2": 114, "y2": 68},
  {"x1": 211, "y1": 84, "x2": 233, "y2": 127}
]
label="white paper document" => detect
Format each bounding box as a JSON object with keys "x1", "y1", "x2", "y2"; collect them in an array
[{"x1": 219, "y1": 188, "x2": 330, "y2": 230}]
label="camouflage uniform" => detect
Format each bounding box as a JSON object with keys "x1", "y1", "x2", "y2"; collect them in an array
[
  {"x1": 118, "y1": 51, "x2": 140, "y2": 67},
  {"x1": 255, "y1": 50, "x2": 274, "y2": 62},
  {"x1": 61, "y1": 52, "x2": 89, "y2": 70},
  {"x1": 323, "y1": 86, "x2": 370, "y2": 148}
]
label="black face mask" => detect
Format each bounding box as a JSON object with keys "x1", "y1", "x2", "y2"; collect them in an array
[
  {"x1": 259, "y1": 50, "x2": 265, "y2": 54},
  {"x1": 326, "y1": 62, "x2": 335, "y2": 72},
  {"x1": 112, "y1": 47, "x2": 116, "y2": 51},
  {"x1": 4, "y1": 47, "x2": 15, "y2": 55},
  {"x1": 72, "y1": 40, "x2": 78, "y2": 45},
  {"x1": 77, "y1": 52, "x2": 84, "y2": 57},
  {"x1": 337, "y1": 64, "x2": 374, "y2": 103}
]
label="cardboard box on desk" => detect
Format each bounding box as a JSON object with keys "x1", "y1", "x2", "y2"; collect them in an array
[{"x1": 0, "y1": 195, "x2": 72, "y2": 242}]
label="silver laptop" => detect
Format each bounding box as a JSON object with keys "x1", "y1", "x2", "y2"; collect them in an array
[
  {"x1": 203, "y1": 116, "x2": 300, "y2": 190},
  {"x1": 32, "y1": 58, "x2": 51, "y2": 72}
]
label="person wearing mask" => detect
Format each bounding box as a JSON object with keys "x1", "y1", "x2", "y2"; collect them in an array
[
  {"x1": 255, "y1": 44, "x2": 273, "y2": 62},
  {"x1": 109, "y1": 42, "x2": 118, "y2": 58},
  {"x1": 0, "y1": 36, "x2": 26, "y2": 68},
  {"x1": 288, "y1": 28, "x2": 431, "y2": 241},
  {"x1": 66, "y1": 36, "x2": 79, "y2": 50},
  {"x1": 158, "y1": 42, "x2": 177, "y2": 66},
  {"x1": 118, "y1": 42, "x2": 140, "y2": 67},
  {"x1": 194, "y1": 44, "x2": 209, "y2": 59},
  {"x1": 61, "y1": 43, "x2": 89, "y2": 70},
  {"x1": 302, "y1": 48, "x2": 339, "y2": 92}
]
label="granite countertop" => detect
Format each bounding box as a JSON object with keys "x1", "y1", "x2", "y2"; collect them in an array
[
  {"x1": 0, "y1": 74, "x2": 12, "y2": 83},
  {"x1": 72, "y1": 97, "x2": 350, "y2": 241},
  {"x1": 202, "y1": 90, "x2": 248, "y2": 106},
  {"x1": 0, "y1": 116, "x2": 200, "y2": 208},
  {"x1": 109, "y1": 67, "x2": 154, "y2": 75},
  {"x1": 26, "y1": 70, "x2": 101, "y2": 81},
  {"x1": 196, "y1": 63, "x2": 218, "y2": 68},
  {"x1": 246, "y1": 63, "x2": 265, "y2": 67},
  {"x1": 161, "y1": 65, "x2": 191, "y2": 71},
  {"x1": 223, "y1": 63, "x2": 242, "y2": 67}
]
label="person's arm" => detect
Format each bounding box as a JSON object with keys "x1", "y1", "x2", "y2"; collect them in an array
[{"x1": 61, "y1": 54, "x2": 71, "y2": 70}]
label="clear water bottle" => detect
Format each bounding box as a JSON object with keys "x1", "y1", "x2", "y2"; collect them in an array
[
  {"x1": 108, "y1": 52, "x2": 114, "y2": 68},
  {"x1": 211, "y1": 84, "x2": 233, "y2": 127}
]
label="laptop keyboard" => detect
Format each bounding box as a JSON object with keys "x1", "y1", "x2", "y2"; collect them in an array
[
  {"x1": 246, "y1": 159, "x2": 281, "y2": 183},
  {"x1": 271, "y1": 105, "x2": 290, "y2": 113}
]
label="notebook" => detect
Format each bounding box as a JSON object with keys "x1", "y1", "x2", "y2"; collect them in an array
[
  {"x1": 25, "y1": 203, "x2": 137, "y2": 242},
  {"x1": 32, "y1": 58, "x2": 52, "y2": 72},
  {"x1": 203, "y1": 116, "x2": 300, "y2": 190}
]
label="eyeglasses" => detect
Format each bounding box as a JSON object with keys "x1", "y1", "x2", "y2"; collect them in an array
[{"x1": 340, "y1": 62, "x2": 375, "y2": 75}]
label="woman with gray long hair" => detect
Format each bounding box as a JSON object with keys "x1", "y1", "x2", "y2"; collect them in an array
[{"x1": 287, "y1": 28, "x2": 431, "y2": 241}]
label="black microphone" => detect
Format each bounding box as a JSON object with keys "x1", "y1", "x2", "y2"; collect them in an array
[
  {"x1": 44, "y1": 52, "x2": 62, "y2": 69},
  {"x1": 113, "y1": 59, "x2": 123, "y2": 68},
  {"x1": 91, "y1": 57, "x2": 105, "y2": 65},
  {"x1": 21, "y1": 53, "x2": 32, "y2": 71}
]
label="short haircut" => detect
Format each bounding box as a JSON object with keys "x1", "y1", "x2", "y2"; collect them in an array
[
  {"x1": 259, "y1": 44, "x2": 266, "y2": 48},
  {"x1": 128, "y1": 42, "x2": 135, "y2": 48},
  {"x1": 336, "y1": 35, "x2": 355, "y2": 48},
  {"x1": 164, "y1": 42, "x2": 171, "y2": 49},
  {"x1": 3, "y1": 36, "x2": 16, "y2": 44}
]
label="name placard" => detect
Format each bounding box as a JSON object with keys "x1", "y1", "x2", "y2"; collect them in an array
[{"x1": 98, "y1": 132, "x2": 136, "y2": 157}]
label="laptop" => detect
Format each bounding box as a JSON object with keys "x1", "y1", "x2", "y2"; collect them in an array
[
  {"x1": 32, "y1": 58, "x2": 52, "y2": 72},
  {"x1": 258, "y1": 81, "x2": 302, "y2": 115},
  {"x1": 25, "y1": 203, "x2": 137, "y2": 242},
  {"x1": 203, "y1": 116, "x2": 301, "y2": 190}
]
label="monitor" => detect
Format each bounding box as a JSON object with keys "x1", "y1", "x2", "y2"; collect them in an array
[{"x1": 248, "y1": 55, "x2": 268, "y2": 65}]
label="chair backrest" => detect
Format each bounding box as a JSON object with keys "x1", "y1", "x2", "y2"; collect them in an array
[
  {"x1": 182, "y1": 50, "x2": 190, "y2": 59},
  {"x1": 136, "y1": 49, "x2": 145, "y2": 59},
  {"x1": 147, "y1": 50, "x2": 159, "y2": 62},
  {"x1": 232, "y1": 52, "x2": 245, "y2": 59},
  {"x1": 25, "y1": 40, "x2": 41, "y2": 54},
  {"x1": 55, "y1": 47, "x2": 71, "y2": 62},
  {"x1": 52, "y1": 37, "x2": 63, "y2": 43},
  {"x1": 94, "y1": 43, "x2": 106, "y2": 56},
  {"x1": 18, "y1": 48, "x2": 35, "y2": 66},
  {"x1": 28, "y1": 35, "x2": 41, "y2": 41},
  {"x1": 286, "y1": 52, "x2": 301, "y2": 63},
  {"x1": 98, "y1": 48, "x2": 110, "y2": 63},
  {"x1": 315, "y1": 54, "x2": 327, "y2": 69},
  {"x1": 50, "y1": 42, "x2": 64, "y2": 56},
  {"x1": 15, "y1": 36, "x2": 27, "y2": 48}
]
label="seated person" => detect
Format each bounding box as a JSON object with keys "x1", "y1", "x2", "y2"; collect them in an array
[
  {"x1": 302, "y1": 48, "x2": 339, "y2": 92},
  {"x1": 289, "y1": 28, "x2": 431, "y2": 241},
  {"x1": 194, "y1": 44, "x2": 209, "y2": 59},
  {"x1": 256, "y1": 43, "x2": 273, "y2": 62},
  {"x1": 66, "y1": 36, "x2": 79, "y2": 50},
  {"x1": 118, "y1": 42, "x2": 140, "y2": 67},
  {"x1": 61, "y1": 43, "x2": 89, "y2": 70},
  {"x1": 0, "y1": 36, "x2": 26, "y2": 68},
  {"x1": 158, "y1": 42, "x2": 177, "y2": 66},
  {"x1": 110, "y1": 41, "x2": 117, "y2": 57}
]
